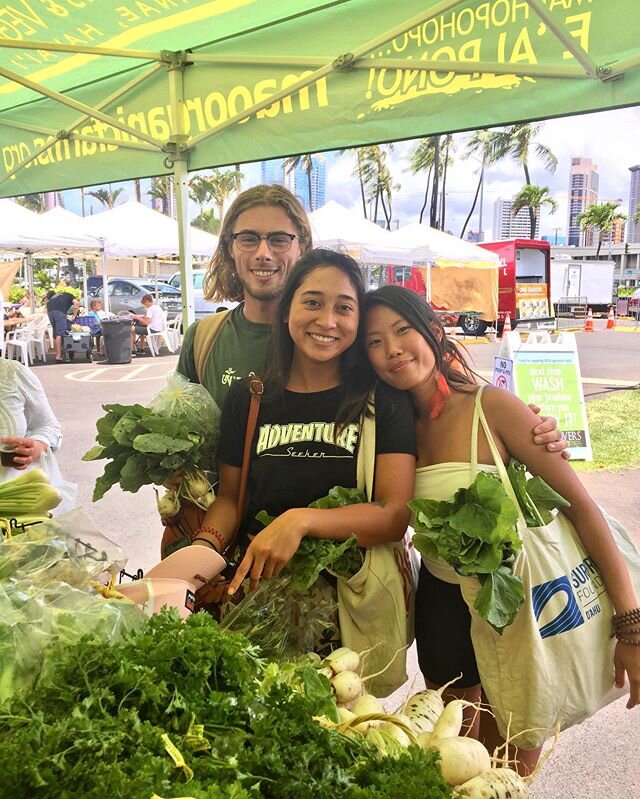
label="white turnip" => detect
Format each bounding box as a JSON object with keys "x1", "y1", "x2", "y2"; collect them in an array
[
  {"x1": 453, "y1": 767, "x2": 529, "y2": 798},
  {"x1": 331, "y1": 670, "x2": 363, "y2": 704},
  {"x1": 325, "y1": 647, "x2": 360, "y2": 674},
  {"x1": 431, "y1": 736, "x2": 492, "y2": 786}
]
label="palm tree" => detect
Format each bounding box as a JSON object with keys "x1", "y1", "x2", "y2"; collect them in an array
[
  {"x1": 147, "y1": 176, "x2": 172, "y2": 215},
  {"x1": 459, "y1": 129, "x2": 503, "y2": 239},
  {"x1": 134, "y1": 178, "x2": 142, "y2": 203},
  {"x1": 340, "y1": 147, "x2": 369, "y2": 218},
  {"x1": 16, "y1": 193, "x2": 45, "y2": 212},
  {"x1": 283, "y1": 153, "x2": 316, "y2": 211},
  {"x1": 86, "y1": 186, "x2": 123, "y2": 209},
  {"x1": 209, "y1": 169, "x2": 243, "y2": 221},
  {"x1": 511, "y1": 185, "x2": 558, "y2": 239},
  {"x1": 191, "y1": 208, "x2": 220, "y2": 235},
  {"x1": 489, "y1": 123, "x2": 558, "y2": 236},
  {"x1": 577, "y1": 201, "x2": 627, "y2": 258},
  {"x1": 438, "y1": 135, "x2": 454, "y2": 231},
  {"x1": 188, "y1": 173, "x2": 215, "y2": 217},
  {"x1": 408, "y1": 137, "x2": 438, "y2": 224},
  {"x1": 359, "y1": 145, "x2": 399, "y2": 229}
]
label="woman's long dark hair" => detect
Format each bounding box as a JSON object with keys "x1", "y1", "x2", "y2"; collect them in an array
[
  {"x1": 264, "y1": 248, "x2": 375, "y2": 427},
  {"x1": 364, "y1": 285, "x2": 479, "y2": 390}
]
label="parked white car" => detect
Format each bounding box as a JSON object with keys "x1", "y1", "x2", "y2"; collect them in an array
[{"x1": 167, "y1": 270, "x2": 238, "y2": 320}]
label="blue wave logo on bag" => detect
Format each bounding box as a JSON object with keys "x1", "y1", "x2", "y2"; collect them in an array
[
  {"x1": 532, "y1": 556, "x2": 606, "y2": 639},
  {"x1": 532, "y1": 576, "x2": 584, "y2": 638}
]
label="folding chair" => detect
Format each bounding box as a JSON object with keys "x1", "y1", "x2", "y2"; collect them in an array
[
  {"x1": 166, "y1": 312, "x2": 183, "y2": 351},
  {"x1": 146, "y1": 310, "x2": 175, "y2": 356}
]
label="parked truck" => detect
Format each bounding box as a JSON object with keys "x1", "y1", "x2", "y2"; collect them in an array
[
  {"x1": 549, "y1": 257, "x2": 615, "y2": 316},
  {"x1": 478, "y1": 238, "x2": 555, "y2": 332}
]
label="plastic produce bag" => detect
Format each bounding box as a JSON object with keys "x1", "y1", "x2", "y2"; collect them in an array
[
  {"x1": 147, "y1": 371, "x2": 221, "y2": 440},
  {"x1": 0, "y1": 510, "x2": 143, "y2": 703}
]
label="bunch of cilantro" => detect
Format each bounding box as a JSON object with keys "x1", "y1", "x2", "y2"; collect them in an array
[
  {"x1": 0, "y1": 609, "x2": 451, "y2": 799},
  {"x1": 83, "y1": 400, "x2": 218, "y2": 501},
  {"x1": 410, "y1": 461, "x2": 568, "y2": 633}
]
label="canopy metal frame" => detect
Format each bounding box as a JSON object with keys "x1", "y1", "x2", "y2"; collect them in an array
[{"x1": 0, "y1": 0, "x2": 634, "y2": 324}]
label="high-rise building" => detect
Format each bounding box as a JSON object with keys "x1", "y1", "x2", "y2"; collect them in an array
[
  {"x1": 283, "y1": 155, "x2": 327, "y2": 212},
  {"x1": 627, "y1": 165, "x2": 640, "y2": 243},
  {"x1": 260, "y1": 159, "x2": 285, "y2": 185},
  {"x1": 567, "y1": 157, "x2": 599, "y2": 246},
  {"x1": 493, "y1": 198, "x2": 538, "y2": 239},
  {"x1": 600, "y1": 212, "x2": 626, "y2": 247}
]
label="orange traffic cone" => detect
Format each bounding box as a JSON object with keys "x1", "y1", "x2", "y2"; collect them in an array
[
  {"x1": 583, "y1": 307, "x2": 595, "y2": 332},
  {"x1": 606, "y1": 305, "x2": 616, "y2": 330},
  {"x1": 501, "y1": 312, "x2": 512, "y2": 338}
]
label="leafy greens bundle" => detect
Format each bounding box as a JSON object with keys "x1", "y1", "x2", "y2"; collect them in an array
[
  {"x1": 82, "y1": 373, "x2": 220, "y2": 501},
  {"x1": 410, "y1": 461, "x2": 569, "y2": 632},
  {"x1": 0, "y1": 610, "x2": 452, "y2": 799}
]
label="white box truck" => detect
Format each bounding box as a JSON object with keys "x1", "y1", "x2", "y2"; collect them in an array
[{"x1": 550, "y1": 258, "x2": 615, "y2": 316}]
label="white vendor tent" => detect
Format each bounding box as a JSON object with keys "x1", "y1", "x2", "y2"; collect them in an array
[
  {"x1": 388, "y1": 222, "x2": 500, "y2": 324},
  {"x1": 79, "y1": 201, "x2": 218, "y2": 259},
  {"x1": 0, "y1": 200, "x2": 100, "y2": 255},
  {"x1": 0, "y1": 199, "x2": 101, "y2": 312},
  {"x1": 309, "y1": 201, "x2": 425, "y2": 266}
]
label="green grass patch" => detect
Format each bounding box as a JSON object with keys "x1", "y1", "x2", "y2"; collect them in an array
[{"x1": 572, "y1": 389, "x2": 640, "y2": 472}]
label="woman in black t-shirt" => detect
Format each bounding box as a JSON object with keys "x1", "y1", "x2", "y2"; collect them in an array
[{"x1": 192, "y1": 249, "x2": 417, "y2": 595}]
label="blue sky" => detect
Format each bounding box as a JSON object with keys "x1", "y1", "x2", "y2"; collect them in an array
[{"x1": 63, "y1": 105, "x2": 639, "y2": 241}]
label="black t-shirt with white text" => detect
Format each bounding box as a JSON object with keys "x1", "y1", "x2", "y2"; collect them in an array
[{"x1": 218, "y1": 381, "x2": 416, "y2": 542}]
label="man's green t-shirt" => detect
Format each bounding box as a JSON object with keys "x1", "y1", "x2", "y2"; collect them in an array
[{"x1": 176, "y1": 305, "x2": 271, "y2": 410}]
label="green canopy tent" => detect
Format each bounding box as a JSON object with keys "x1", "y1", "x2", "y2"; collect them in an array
[{"x1": 0, "y1": 0, "x2": 638, "y2": 324}]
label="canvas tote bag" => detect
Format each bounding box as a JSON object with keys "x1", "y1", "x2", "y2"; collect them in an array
[
  {"x1": 336, "y1": 400, "x2": 416, "y2": 698},
  {"x1": 459, "y1": 388, "x2": 640, "y2": 748}
]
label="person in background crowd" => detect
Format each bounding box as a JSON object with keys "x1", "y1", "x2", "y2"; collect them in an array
[
  {"x1": 0, "y1": 357, "x2": 76, "y2": 514},
  {"x1": 46, "y1": 288, "x2": 79, "y2": 363},
  {"x1": 129, "y1": 293, "x2": 164, "y2": 355}
]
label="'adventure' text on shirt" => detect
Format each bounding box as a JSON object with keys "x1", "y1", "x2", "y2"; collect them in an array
[{"x1": 256, "y1": 422, "x2": 360, "y2": 455}]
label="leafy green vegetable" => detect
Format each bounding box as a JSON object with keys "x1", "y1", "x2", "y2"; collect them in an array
[
  {"x1": 257, "y1": 485, "x2": 367, "y2": 590},
  {"x1": 0, "y1": 610, "x2": 452, "y2": 799},
  {"x1": 83, "y1": 381, "x2": 220, "y2": 501},
  {"x1": 411, "y1": 464, "x2": 570, "y2": 633},
  {"x1": 506, "y1": 459, "x2": 570, "y2": 526},
  {"x1": 410, "y1": 471, "x2": 522, "y2": 633}
]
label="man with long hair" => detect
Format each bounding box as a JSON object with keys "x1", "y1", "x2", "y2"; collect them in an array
[{"x1": 176, "y1": 184, "x2": 312, "y2": 409}]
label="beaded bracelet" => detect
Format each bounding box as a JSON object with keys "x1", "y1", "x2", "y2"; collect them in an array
[
  {"x1": 195, "y1": 524, "x2": 226, "y2": 553},
  {"x1": 613, "y1": 607, "x2": 640, "y2": 628},
  {"x1": 614, "y1": 633, "x2": 640, "y2": 646}
]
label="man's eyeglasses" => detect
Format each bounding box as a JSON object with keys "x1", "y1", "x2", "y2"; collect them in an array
[{"x1": 230, "y1": 231, "x2": 298, "y2": 253}]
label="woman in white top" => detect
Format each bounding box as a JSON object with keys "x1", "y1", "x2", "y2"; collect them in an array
[
  {"x1": 363, "y1": 285, "x2": 639, "y2": 775},
  {"x1": 0, "y1": 358, "x2": 75, "y2": 514}
]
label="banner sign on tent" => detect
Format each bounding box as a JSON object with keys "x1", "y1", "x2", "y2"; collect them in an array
[
  {"x1": 0, "y1": 1, "x2": 638, "y2": 196},
  {"x1": 493, "y1": 331, "x2": 592, "y2": 460}
]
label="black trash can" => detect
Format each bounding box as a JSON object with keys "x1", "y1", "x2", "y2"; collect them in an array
[{"x1": 102, "y1": 319, "x2": 132, "y2": 364}]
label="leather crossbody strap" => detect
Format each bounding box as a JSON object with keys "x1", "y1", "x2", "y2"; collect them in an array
[{"x1": 227, "y1": 372, "x2": 263, "y2": 551}]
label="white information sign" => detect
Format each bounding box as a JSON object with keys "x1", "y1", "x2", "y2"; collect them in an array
[{"x1": 493, "y1": 331, "x2": 592, "y2": 460}]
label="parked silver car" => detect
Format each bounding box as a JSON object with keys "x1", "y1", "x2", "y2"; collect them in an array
[
  {"x1": 91, "y1": 278, "x2": 182, "y2": 320},
  {"x1": 167, "y1": 269, "x2": 237, "y2": 320}
]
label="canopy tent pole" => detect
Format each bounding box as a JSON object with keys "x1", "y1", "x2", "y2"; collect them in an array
[
  {"x1": 25, "y1": 252, "x2": 35, "y2": 314},
  {"x1": 100, "y1": 241, "x2": 109, "y2": 314},
  {"x1": 82, "y1": 262, "x2": 88, "y2": 312},
  {"x1": 167, "y1": 53, "x2": 194, "y2": 327}
]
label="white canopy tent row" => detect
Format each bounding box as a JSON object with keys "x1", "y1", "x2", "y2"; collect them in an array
[
  {"x1": 36, "y1": 202, "x2": 219, "y2": 313},
  {"x1": 0, "y1": 199, "x2": 102, "y2": 314},
  {"x1": 70, "y1": 200, "x2": 218, "y2": 312}
]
